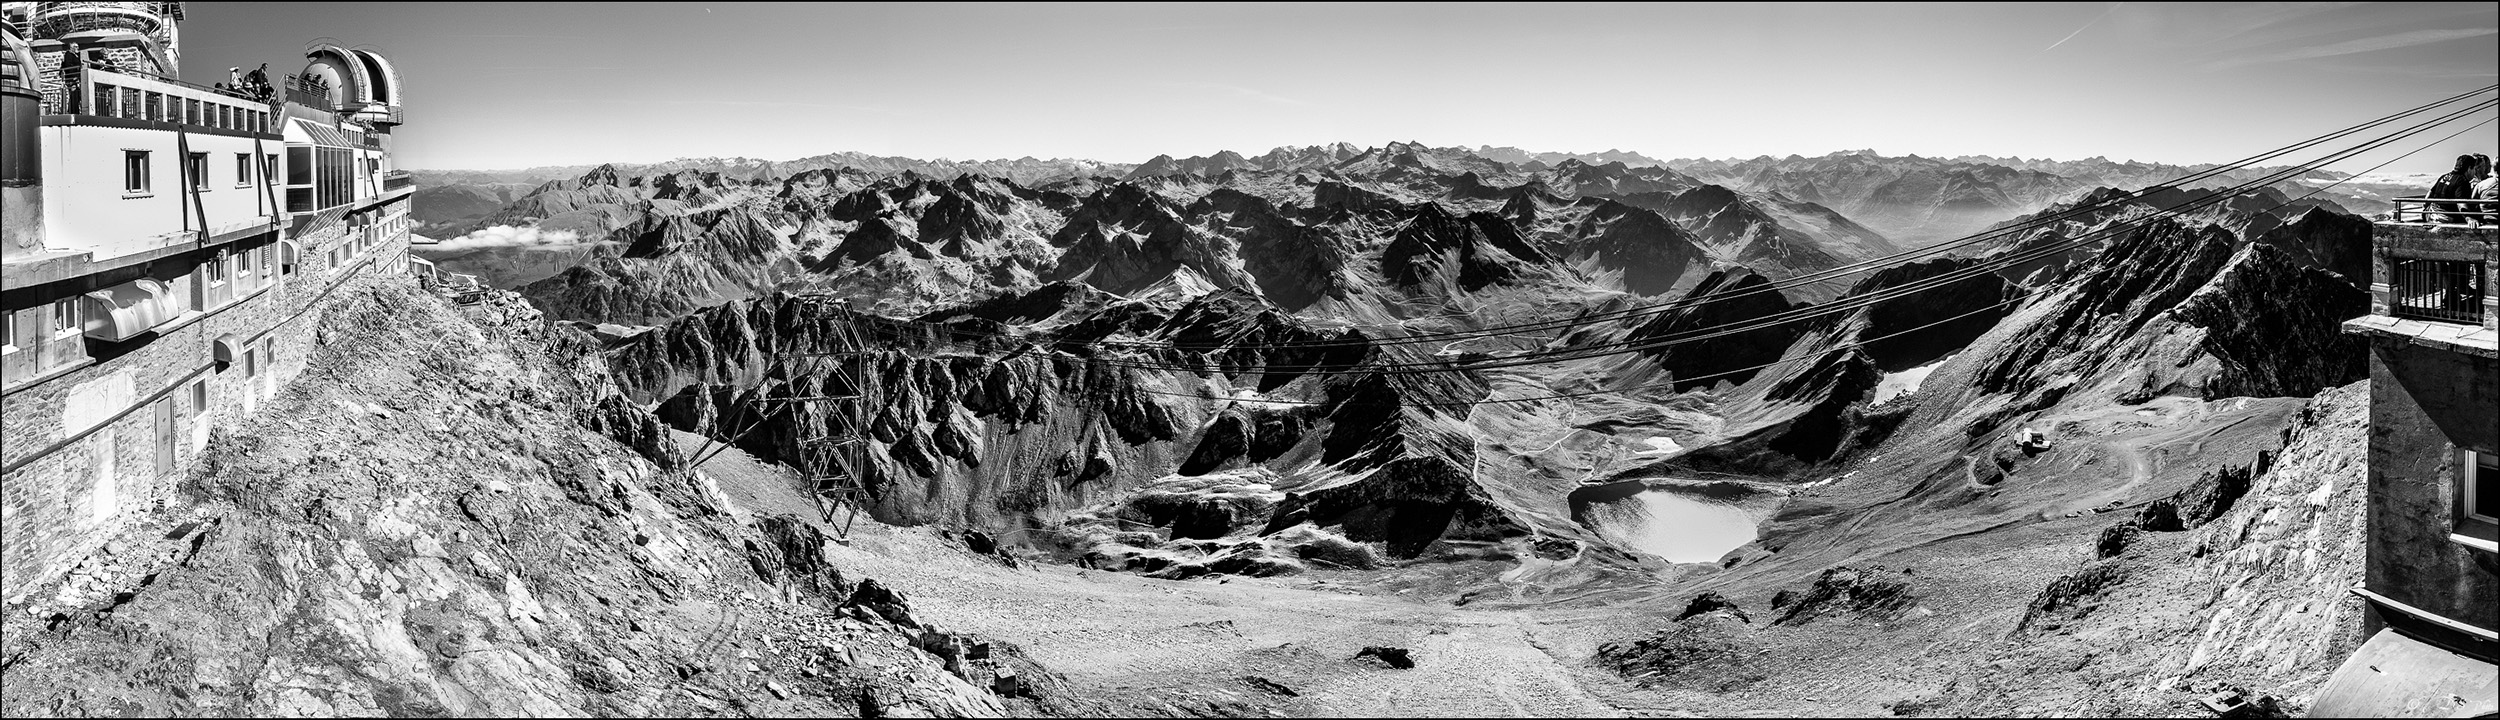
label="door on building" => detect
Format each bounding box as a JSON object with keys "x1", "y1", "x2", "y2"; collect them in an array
[{"x1": 153, "y1": 397, "x2": 175, "y2": 476}]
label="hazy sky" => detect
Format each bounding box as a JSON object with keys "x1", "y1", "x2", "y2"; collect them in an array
[{"x1": 177, "y1": 2, "x2": 2497, "y2": 171}]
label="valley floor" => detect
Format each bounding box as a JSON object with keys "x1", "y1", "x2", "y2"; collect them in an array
[{"x1": 686, "y1": 375, "x2": 2369, "y2": 718}]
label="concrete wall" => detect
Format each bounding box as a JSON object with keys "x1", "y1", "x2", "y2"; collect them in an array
[
  {"x1": 0, "y1": 198, "x2": 411, "y2": 604},
  {"x1": 2363, "y1": 338, "x2": 2500, "y2": 637}
]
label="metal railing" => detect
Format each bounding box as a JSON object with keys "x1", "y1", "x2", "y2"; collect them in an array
[
  {"x1": 2386, "y1": 196, "x2": 2497, "y2": 226},
  {"x1": 381, "y1": 171, "x2": 413, "y2": 191},
  {"x1": 2389, "y1": 258, "x2": 2487, "y2": 325},
  {"x1": 283, "y1": 75, "x2": 331, "y2": 111}
]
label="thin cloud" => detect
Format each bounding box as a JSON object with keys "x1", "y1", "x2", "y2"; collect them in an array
[
  {"x1": 2043, "y1": 2, "x2": 2123, "y2": 53},
  {"x1": 1161, "y1": 81, "x2": 1311, "y2": 107},
  {"x1": 2206, "y1": 27, "x2": 2499, "y2": 68}
]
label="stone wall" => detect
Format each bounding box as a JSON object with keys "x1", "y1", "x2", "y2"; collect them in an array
[
  {"x1": 2361, "y1": 338, "x2": 2500, "y2": 640},
  {"x1": 0, "y1": 198, "x2": 411, "y2": 604}
]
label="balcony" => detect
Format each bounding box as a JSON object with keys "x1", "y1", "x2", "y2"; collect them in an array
[
  {"x1": 2385, "y1": 197, "x2": 2497, "y2": 229},
  {"x1": 382, "y1": 171, "x2": 413, "y2": 192},
  {"x1": 2347, "y1": 203, "x2": 2498, "y2": 357}
]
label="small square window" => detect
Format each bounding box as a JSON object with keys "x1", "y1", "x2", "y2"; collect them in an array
[
  {"x1": 50, "y1": 298, "x2": 80, "y2": 338},
  {"x1": 124, "y1": 150, "x2": 151, "y2": 194}
]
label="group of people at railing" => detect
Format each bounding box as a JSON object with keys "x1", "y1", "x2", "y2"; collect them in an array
[
  {"x1": 214, "y1": 63, "x2": 275, "y2": 103},
  {"x1": 2419, "y1": 153, "x2": 2499, "y2": 225}
]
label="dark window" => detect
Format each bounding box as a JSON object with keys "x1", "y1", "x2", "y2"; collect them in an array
[
  {"x1": 50, "y1": 298, "x2": 79, "y2": 337},
  {"x1": 264, "y1": 153, "x2": 279, "y2": 184},
  {"x1": 120, "y1": 88, "x2": 139, "y2": 119},
  {"x1": 286, "y1": 146, "x2": 312, "y2": 185},
  {"x1": 91, "y1": 85, "x2": 114, "y2": 117},
  {"x1": 2391, "y1": 259, "x2": 2487, "y2": 325},
  {"x1": 146, "y1": 92, "x2": 163, "y2": 122},
  {"x1": 2475, "y1": 452, "x2": 2497, "y2": 522},
  {"x1": 187, "y1": 152, "x2": 208, "y2": 190},
  {"x1": 186, "y1": 98, "x2": 200, "y2": 126},
  {"x1": 124, "y1": 150, "x2": 150, "y2": 193},
  {"x1": 236, "y1": 153, "x2": 251, "y2": 186}
]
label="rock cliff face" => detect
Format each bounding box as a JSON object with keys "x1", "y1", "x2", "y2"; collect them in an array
[{"x1": 1627, "y1": 269, "x2": 1803, "y2": 392}]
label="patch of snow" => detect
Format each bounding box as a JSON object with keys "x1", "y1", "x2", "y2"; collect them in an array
[
  {"x1": 1873, "y1": 354, "x2": 1954, "y2": 404},
  {"x1": 1630, "y1": 436, "x2": 1684, "y2": 456}
]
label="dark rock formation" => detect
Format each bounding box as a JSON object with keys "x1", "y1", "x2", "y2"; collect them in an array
[
  {"x1": 1629, "y1": 269, "x2": 1802, "y2": 391},
  {"x1": 1772, "y1": 565, "x2": 1916, "y2": 625}
]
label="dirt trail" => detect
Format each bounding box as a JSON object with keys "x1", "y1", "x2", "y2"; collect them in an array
[{"x1": 693, "y1": 444, "x2": 1624, "y2": 717}]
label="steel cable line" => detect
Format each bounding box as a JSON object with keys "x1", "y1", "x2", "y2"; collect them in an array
[
  {"x1": 1050, "y1": 84, "x2": 2499, "y2": 353},
  {"x1": 764, "y1": 85, "x2": 2492, "y2": 360},
  {"x1": 1054, "y1": 96, "x2": 2498, "y2": 377},
  {"x1": 752, "y1": 91, "x2": 2491, "y2": 377},
  {"x1": 1114, "y1": 112, "x2": 2500, "y2": 409}
]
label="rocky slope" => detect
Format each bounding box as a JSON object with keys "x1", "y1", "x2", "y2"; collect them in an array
[{"x1": 0, "y1": 282, "x2": 1080, "y2": 717}]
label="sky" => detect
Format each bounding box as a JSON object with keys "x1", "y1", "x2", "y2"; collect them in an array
[{"x1": 176, "y1": 2, "x2": 2498, "y2": 172}]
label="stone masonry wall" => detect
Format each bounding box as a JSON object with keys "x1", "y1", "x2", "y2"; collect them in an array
[
  {"x1": 2362, "y1": 339, "x2": 2500, "y2": 636},
  {"x1": 0, "y1": 199, "x2": 412, "y2": 604}
]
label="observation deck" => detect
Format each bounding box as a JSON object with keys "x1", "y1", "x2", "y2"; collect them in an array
[{"x1": 2343, "y1": 197, "x2": 2497, "y2": 358}]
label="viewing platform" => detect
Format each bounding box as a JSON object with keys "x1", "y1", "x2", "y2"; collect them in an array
[{"x1": 2344, "y1": 197, "x2": 2497, "y2": 358}]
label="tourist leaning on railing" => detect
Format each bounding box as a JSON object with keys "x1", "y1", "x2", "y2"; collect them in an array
[
  {"x1": 2429, "y1": 154, "x2": 2481, "y2": 223},
  {"x1": 2474, "y1": 154, "x2": 2497, "y2": 202}
]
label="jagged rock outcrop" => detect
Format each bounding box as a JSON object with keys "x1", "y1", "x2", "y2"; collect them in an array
[
  {"x1": 2170, "y1": 244, "x2": 2367, "y2": 398},
  {"x1": 1628, "y1": 269, "x2": 1802, "y2": 391}
]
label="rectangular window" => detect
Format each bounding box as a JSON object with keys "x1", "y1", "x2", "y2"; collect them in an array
[
  {"x1": 190, "y1": 380, "x2": 207, "y2": 416},
  {"x1": 237, "y1": 246, "x2": 254, "y2": 277},
  {"x1": 259, "y1": 246, "x2": 273, "y2": 277},
  {"x1": 2, "y1": 310, "x2": 15, "y2": 353},
  {"x1": 187, "y1": 152, "x2": 209, "y2": 191},
  {"x1": 243, "y1": 347, "x2": 257, "y2": 378},
  {"x1": 50, "y1": 298, "x2": 79, "y2": 338},
  {"x1": 264, "y1": 153, "x2": 279, "y2": 185},
  {"x1": 91, "y1": 85, "x2": 113, "y2": 117},
  {"x1": 2462, "y1": 450, "x2": 2498, "y2": 549},
  {"x1": 236, "y1": 153, "x2": 252, "y2": 187},
  {"x1": 286, "y1": 146, "x2": 312, "y2": 186},
  {"x1": 121, "y1": 88, "x2": 139, "y2": 119},
  {"x1": 208, "y1": 253, "x2": 228, "y2": 286},
  {"x1": 124, "y1": 150, "x2": 150, "y2": 194},
  {"x1": 185, "y1": 98, "x2": 200, "y2": 126}
]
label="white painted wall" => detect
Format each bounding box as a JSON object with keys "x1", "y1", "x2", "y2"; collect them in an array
[{"x1": 38, "y1": 113, "x2": 282, "y2": 264}]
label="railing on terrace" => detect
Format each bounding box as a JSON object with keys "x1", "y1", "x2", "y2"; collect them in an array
[
  {"x1": 382, "y1": 171, "x2": 412, "y2": 191},
  {"x1": 72, "y1": 70, "x2": 277, "y2": 134},
  {"x1": 2389, "y1": 257, "x2": 2489, "y2": 325},
  {"x1": 2385, "y1": 197, "x2": 2498, "y2": 227},
  {"x1": 284, "y1": 75, "x2": 331, "y2": 111}
]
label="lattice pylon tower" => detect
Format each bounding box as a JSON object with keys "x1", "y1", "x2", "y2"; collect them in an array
[{"x1": 680, "y1": 294, "x2": 877, "y2": 539}]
